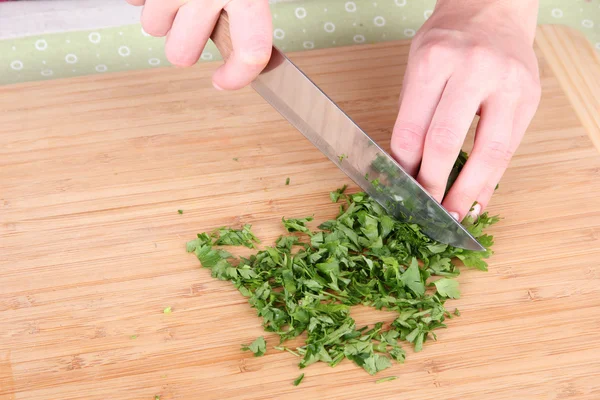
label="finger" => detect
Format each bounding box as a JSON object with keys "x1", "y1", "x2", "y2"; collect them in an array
[
  {"x1": 417, "y1": 77, "x2": 484, "y2": 202},
  {"x1": 391, "y1": 74, "x2": 448, "y2": 176},
  {"x1": 212, "y1": 0, "x2": 272, "y2": 90},
  {"x1": 165, "y1": 0, "x2": 220, "y2": 67},
  {"x1": 126, "y1": 0, "x2": 145, "y2": 5},
  {"x1": 442, "y1": 94, "x2": 517, "y2": 219},
  {"x1": 141, "y1": 0, "x2": 185, "y2": 37},
  {"x1": 474, "y1": 91, "x2": 540, "y2": 212}
]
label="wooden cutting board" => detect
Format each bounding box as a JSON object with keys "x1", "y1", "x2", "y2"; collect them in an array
[{"x1": 1, "y1": 25, "x2": 600, "y2": 400}]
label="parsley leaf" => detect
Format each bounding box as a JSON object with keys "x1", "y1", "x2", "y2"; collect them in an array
[
  {"x1": 242, "y1": 336, "x2": 267, "y2": 357},
  {"x1": 401, "y1": 258, "x2": 425, "y2": 297},
  {"x1": 282, "y1": 216, "x2": 313, "y2": 235},
  {"x1": 330, "y1": 185, "x2": 348, "y2": 203},
  {"x1": 375, "y1": 376, "x2": 398, "y2": 384},
  {"x1": 213, "y1": 224, "x2": 260, "y2": 249},
  {"x1": 293, "y1": 373, "x2": 305, "y2": 386},
  {"x1": 434, "y1": 278, "x2": 460, "y2": 299}
]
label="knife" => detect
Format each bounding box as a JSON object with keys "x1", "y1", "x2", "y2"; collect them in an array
[{"x1": 210, "y1": 13, "x2": 484, "y2": 251}]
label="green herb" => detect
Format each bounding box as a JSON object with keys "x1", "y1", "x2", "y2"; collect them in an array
[
  {"x1": 370, "y1": 178, "x2": 382, "y2": 192},
  {"x1": 286, "y1": 177, "x2": 290, "y2": 186},
  {"x1": 375, "y1": 376, "x2": 398, "y2": 384},
  {"x1": 293, "y1": 373, "x2": 305, "y2": 386},
  {"x1": 130, "y1": 335, "x2": 138, "y2": 340},
  {"x1": 282, "y1": 216, "x2": 313, "y2": 234},
  {"x1": 212, "y1": 224, "x2": 260, "y2": 249},
  {"x1": 233, "y1": 157, "x2": 239, "y2": 161},
  {"x1": 433, "y1": 278, "x2": 460, "y2": 299},
  {"x1": 178, "y1": 209, "x2": 183, "y2": 214},
  {"x1": 163, "y1": 307, "x2": 172, "y2": 314},
  {"x1": 338, "y1": 154, "x2": 348, "y2": 162},
  {"x1": 446, "y1": 151, "x2": 468, "y2": 195},
  {"x1": 186, "y1": 156, "x2": 498, "y2": 376},
  {"x1": 275, "y1": 345, "x2": 301, "y2": 357},
  {"x1": 454, "y1": 308, "x2": 461, "y2": 316},
  {"x1": 330, "y1": 185, "x2": 347, "y2": 203},
  {"x1": 155, "y1": 396, "x2": 161, "y2": 400},
  {"x1": 242, "y1": 336, "x2": 267, "y2": 357}
]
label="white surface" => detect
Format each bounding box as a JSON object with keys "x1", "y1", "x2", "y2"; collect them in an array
[
  {"x1": 0, "y1": 0, "x2": 141, "y2": 39},
  {"x1": 0, "y1": 0, "x2": 296, "y2": 39}
]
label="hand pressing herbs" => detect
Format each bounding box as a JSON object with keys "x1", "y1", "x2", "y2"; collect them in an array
[{"x1": 187, "y1": 189, "x2": 498, "y2": 377}]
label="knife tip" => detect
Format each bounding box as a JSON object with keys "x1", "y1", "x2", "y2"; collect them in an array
[{"x1": 461, "y1": 239, "x2": 486, "y2": 252}]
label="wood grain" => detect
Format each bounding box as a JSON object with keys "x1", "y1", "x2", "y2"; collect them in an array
[
  {"x1": 211, "y1": 11, "x2": 234, "y2": 61},
  {"x1": 1, "y1": 25, "x2": 600, "y2": 400},
  {"x1": 535, "y1": 25, "x2": 600, "y2": 152}
]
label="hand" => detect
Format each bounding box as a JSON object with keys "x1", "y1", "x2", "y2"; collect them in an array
[
  {"x1": 391, "y1": 0, "x2": 541, "y2": 220},
  {"x1": 126, "y1": 0, "x2": 272, "y2": 90}
]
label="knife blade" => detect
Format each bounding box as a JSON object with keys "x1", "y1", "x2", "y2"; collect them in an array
[{"x1": 211, "y1": 13, "x2": 484, "y2": 251}]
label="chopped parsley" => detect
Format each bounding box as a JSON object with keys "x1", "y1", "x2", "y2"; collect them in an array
[
  {"x1": 330, "y1": 185, "x2": 347, "y2": 203},
  {"x1": 293, "y1": 373, "x2": 305, "y2": 386},
  {"x1": 241, "y1": 336, "x2": 267, "y2": 357},
  {"x1": 286, "y1": 177, "x2": 290, "y2": 186},
  {"x1": 375, "y1": 376, "x2": 398, "y2": 384},
  {"x1": 163, "y1": 307, "x2": 172, "y2": 314},
  {"x1": 212, "y1": 225, "x2": 260, "y2": 249},
  {"x1": 338, "y1": 154, "x2": 348, "y2": 162},
  {"x1": 187, "y1": 187, "x2": 498, "y2": 376},
  {"x1": 178, "y1": 209, "x2": 183, "y2": 214}
]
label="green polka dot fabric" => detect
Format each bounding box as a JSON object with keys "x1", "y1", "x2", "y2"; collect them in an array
[{"x1": 1, "y1": 0, "x2": 599, "y2": 85}]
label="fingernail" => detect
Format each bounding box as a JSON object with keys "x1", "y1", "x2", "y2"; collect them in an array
[
  {"x1": 450, "y1": 212, "x2": 460, "y2": 220},
  {"x1": 212, "y1": 81, "x2": 224, "y2": 91},
  {"x1": 468, "y1": 203, "x2": 481, "y2": 220}
]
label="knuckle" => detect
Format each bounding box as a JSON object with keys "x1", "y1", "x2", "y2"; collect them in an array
[
  {"x1": 240, "y1": 40, "x2": 272, "y2": 66},
  {"x1": 420, "y1": 179, "x2": 446, "y2": 200},
  {"x1": 453, "y1": 189, "x2": 478, "y2": 208},
  {"x1": 479, "y1": 184, "x2": 496, "y2": 201},
  {"x1": 392, "y1": 122, "x2": 426, "y2": 153},
  {"x1": 411, "y1": 42, "x2": 449, "y2": 79},
  {"x1": 501, "y1": 58, "x2": 530, "y2": 90},
  {"x1": 427, "y1": 126, "x2": 463, "y2": 151},
  {"x1": 481, "y1": 141, "x2": 512, "y2": 167},
  {"x1": 499, "y1": 57, "x2": 541, "y2": 99},
  {"x1": 467, "y1": 45, "x2": 496, "y2": 66},
  {"x1": 414, "y1": 27, "x2": 453, "y2": 51},
  {"x1": 409, "y1": 28, "x2": 455, "y2": 78},
  {"x1": 418, "y1": 42, "x2": 449, "y2": 62},
  {"x1": 527, "y1": 80, "x2": 542, "y2": 105},
  {"x1": 504, "y1": 57, "x2": 526, "y2": 79}
]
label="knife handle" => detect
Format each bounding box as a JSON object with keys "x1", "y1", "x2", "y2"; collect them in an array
[{"x1": 210, "y1": 11, "x2": 234, "y2": 61}]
